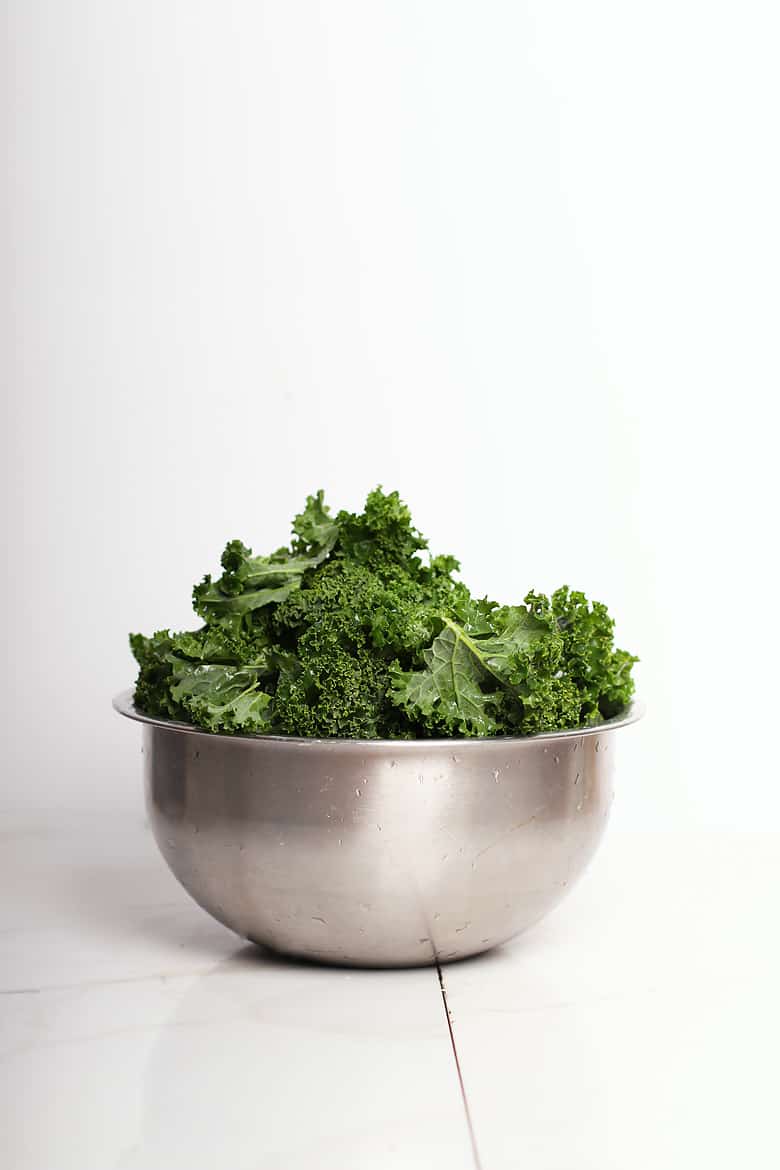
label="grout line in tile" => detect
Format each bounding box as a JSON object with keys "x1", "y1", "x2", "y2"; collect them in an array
[
  {"x1": 0, "y1": 967, "x2": 218, "y2": 998},
  {"x1": 436, "y1": 961, "x2": 483, "y2": 1170}
]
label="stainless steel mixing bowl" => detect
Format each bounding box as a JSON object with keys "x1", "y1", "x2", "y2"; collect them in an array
[{"x1": 114, "y1": 690, "x2": 641, "y2": 966}]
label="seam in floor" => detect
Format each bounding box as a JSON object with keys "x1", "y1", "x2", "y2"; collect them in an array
[{"x1": 436, "y1": 961, "x2": 483, "y2": 1170}]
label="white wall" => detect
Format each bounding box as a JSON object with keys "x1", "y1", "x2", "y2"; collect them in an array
[{"x1": 3, "y1": 1, "x2": 778, "y2": 828}]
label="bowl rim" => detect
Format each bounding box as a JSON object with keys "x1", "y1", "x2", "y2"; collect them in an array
[{"x1": 112, "y1": 688, "x2": 644, "y2": 748}]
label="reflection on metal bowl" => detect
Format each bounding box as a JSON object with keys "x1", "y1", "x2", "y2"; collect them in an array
[{"x1": 114, "y1": 690, "x2": 641, "y2": 967}]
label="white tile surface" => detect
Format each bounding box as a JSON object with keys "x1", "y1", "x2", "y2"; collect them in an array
[
  {"x1": 0, "y1": 808, "x2": 237, "y2": 992},
  {"x1": 0, "y1": 811, "x2": 472, "y2": 1170},
  {"x1": 2, "y1": 812, "x2": 778, "y2": 1169},
  {"x1": 1, "y1": 964, "x2": 473, "y2": 1170},
  {"x1": 441, "y1": 831, "x2": 780, "y2": 1170}
]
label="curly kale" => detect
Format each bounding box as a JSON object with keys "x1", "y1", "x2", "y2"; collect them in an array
[{"x1": 130, "y1": 487, "x2": 637, "y2": 738}]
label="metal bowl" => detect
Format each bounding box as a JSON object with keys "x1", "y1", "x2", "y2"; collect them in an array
[{"x1": 114, "y1": 690, "x2": 642, "y2": 967}]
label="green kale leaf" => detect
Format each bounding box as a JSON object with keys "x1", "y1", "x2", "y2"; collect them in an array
[
  {"x1": 169, "y1": 663, "x2": 273, "y2": 734},
  {"x1": 389, "y1": 607, "x2": 551, "y2": 736}
]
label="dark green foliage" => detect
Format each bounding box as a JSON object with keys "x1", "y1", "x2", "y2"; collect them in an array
[{"x1": 130, "y1": 488, "x2": 637, "y2": 738}]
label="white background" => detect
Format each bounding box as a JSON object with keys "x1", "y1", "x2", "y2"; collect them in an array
[{"x1": 3, "y1": 0, "x2": 779, "y2": 828}]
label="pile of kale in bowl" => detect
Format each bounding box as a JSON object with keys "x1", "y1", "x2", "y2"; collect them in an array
[{"x1": 130, "y1": 488, "x2": 637, "y2": 739}]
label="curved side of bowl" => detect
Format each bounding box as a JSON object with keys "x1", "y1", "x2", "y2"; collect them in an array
[{"x1": 139, "y1": 720, "x2": 621, "y2": 967}]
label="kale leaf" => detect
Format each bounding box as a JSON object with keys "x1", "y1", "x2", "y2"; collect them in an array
[
  {"x1": 169, "y1": 664, "x2": 273, "y2": 734},
  {"x1": 130, "y1": 488, "x2": 637, "y2": 737},
  {"x1": 390, "y1": 609, "x2": 550, "y2": 736}
]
